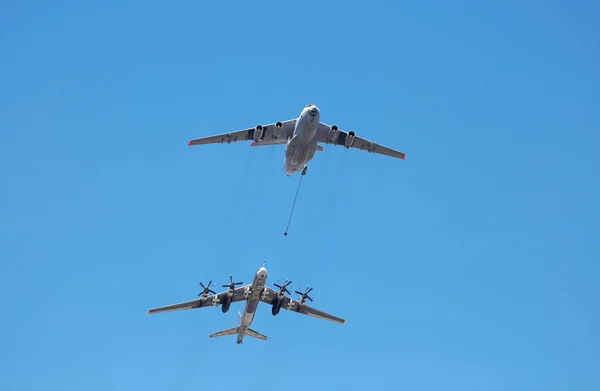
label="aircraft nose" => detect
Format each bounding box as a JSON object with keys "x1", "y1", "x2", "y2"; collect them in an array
[{"x1": 306, "y1": 107, "x2": 319, "y2": 123}]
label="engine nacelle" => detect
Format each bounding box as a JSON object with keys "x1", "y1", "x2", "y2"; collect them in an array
[
  {"x1": 344, "y1": 130, "x2": 356, "y2": 148},
  {"x1": 271, "y1": 300, "x2": 282, "y2": 316},
  {"x1": 328, "y1": 125, "x2": 339, "y2": 143},
  {"x1": 221, "y1": 297, "x2": 231, "y2": 313},
  {"x1": 253, "y1": 125, "x2": 264, "y2": 141},
  {"x1": 273, "y1": 121, "x2": 283, "y2": 138}
]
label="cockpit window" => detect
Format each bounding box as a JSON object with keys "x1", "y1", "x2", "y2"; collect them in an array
[{"x1": 306, "y1": 103, "x2": 314, "y2": 108}]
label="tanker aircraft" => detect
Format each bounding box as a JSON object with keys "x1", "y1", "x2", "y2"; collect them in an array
[
  {"x1": 147, "y1": 264, "x2": 345, "y2": 344},
  {"x1": 188, "y1": 103, "x2": 406, "y2": 176}
]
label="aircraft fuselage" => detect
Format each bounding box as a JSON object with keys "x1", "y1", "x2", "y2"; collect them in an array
[
  {"x1": 284, "y1": 105, "x2": 321, "y2": 176},
  {"x1": 235, "y1": 266, "x2": 268, "y2": 344}
]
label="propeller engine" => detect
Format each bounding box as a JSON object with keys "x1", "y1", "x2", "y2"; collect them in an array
[
  {"x1": 222, "y1": 274, "x2": 244, "y2": 293},
  {"x1": 274, "y1": 279, "x2": 292, "y2": 296},
  {"x1": 295, "y1": 286, "x2": 314, "y2": 305},
  {"x1": 220, "y1": 274, "x2": 243, "y2": 313},
  {"x1": 271, "y1": 279, "x2": 292, "y2": 316},
  {"x1": 197, "y1": 281, "x2": 216, "y2": 298}
]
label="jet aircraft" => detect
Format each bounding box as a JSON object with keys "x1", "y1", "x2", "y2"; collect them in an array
[
  {"x1": 147, "y1": 264, "x2": 345, "y2": 344},
  {"x1": 188, "y1": 104, "x2": 406, "y2": 176}
]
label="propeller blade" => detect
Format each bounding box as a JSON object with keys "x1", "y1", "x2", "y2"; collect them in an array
[
  {"x1": 294, "y1": 291, "x2": 303, "y2": 295},
  {"x1": 235, "y1": 282, "x2": 243, "y2": 285},
  {"x1": 307, "y1": 296, "x2": 313, "y2": 302},
  {"x1": 209, "y1": 289, "x2": 216, "y2": 294},
  {"x1": 199, "y1": 282, "x2": 205, "y2": 288},
  {"x1": 222, "y1": 284, "x2": 229, "y2": 288},
  {"x1": 307, "y1": 287, "x2": 313, "y2": 293},
  {"x1": 229, "y1": 275, "x2": 233, "y2": 283},
  {"x1": 274, "y1": 283, "x2": 282, "y2": 288}
]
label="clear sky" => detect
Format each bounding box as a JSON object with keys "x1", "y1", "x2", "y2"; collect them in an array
[{"x1": 1, "y1": 1, "x2": 598, "y2": 390}]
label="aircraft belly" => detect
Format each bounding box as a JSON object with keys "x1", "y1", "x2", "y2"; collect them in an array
[
  {"x1": 245, "y1": 299, "x2": 259, "y2": 314},
  {"x1": 241, "y1": 311, "x2": 255, "y2": 325},
  {"x1": 293, "y1": 147, "x2": 307, "y2": 165},
  {"x1": 286, "y1": 138, "x2": 313, "y2": 165},
  {"x1": 237, "y1": 307, "x2": 256, "y2": 343},
  {"x1": 306, "y1": 140, "x2": 317, "y2": 161},
  {"x1": 295, "y1": 118, "x2": 317, "y2": 144},
  {"x1": 284, "y1": 117, "x2": 318, "y2": 174}
]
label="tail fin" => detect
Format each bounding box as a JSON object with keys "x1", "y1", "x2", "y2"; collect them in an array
[
  {"x1": 246, "y1": 328, "x2": 267, "y2": 340},
  {"x1": 209, "y1": 326, "x2": 239, "y2": 339}
]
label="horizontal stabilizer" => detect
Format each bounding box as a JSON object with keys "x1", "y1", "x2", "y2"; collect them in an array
[
  {"x1": 246, "y1": 328, "x2": 267, "y2": 340},
  {"x1": 209, "y1": 326, "x2": 238, "y2": 339},
  {"x1": 316, "y1": 144, "x2": 324, "y2": 151}
]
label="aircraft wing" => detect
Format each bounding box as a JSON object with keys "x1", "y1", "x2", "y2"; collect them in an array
[
  {"x1": 147, "y1": 285, "x2": 251, "y2": 314},
  {"x1": 259, "y1": 287, "x2": 346, "y2": 324},
  {"x1": 188, "y1": 119, "x2": 296, "y2": 147},
  {"x1": 316, "y1": 122, "x2": 406, "y2": 160}
]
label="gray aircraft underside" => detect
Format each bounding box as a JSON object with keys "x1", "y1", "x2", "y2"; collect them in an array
[
  {"x1": 188, "y1": 104, "x2": 406, "y2": 176},
  {"x1": 147, "y1": 264, "x2": 345, "y2": 344}
]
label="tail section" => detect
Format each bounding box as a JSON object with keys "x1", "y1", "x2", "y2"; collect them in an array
[
  {"x1": 246, "y1": 328, "x2": 267, "y2": 340},
  {"x1": 209, "y1": 326, "x2": 239, "y2": 339},
  {"x1": 209, "y1": 311, "x2": 266, "y2": 342},
  {"x1": 209, "y1": 312, "x2": 245, "y2": 340}
]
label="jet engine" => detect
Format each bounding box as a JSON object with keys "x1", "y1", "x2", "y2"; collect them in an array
[
  {"x1": 273, "y1": 121, "x2": 283, "y2": 138},
  {"x1": 344, "y1": 130, "x2": 356, "y2": 148},
  {"x1": 253, "y1": 125, "x2": 264, "y2": 141},
  {"x1": 328, "y1": 125, "x2": 339, "y2": 143}
]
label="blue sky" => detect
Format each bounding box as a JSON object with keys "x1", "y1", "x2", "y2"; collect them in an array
[{"x1": 1, "y1": 1, "x2": 598, "y2": 390}]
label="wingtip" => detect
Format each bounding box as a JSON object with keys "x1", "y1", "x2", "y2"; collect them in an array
[
  {"x1": 188, "y1": 140, "x2": 193, "y2": 146},
  {"x1": 401, "y1": 153, "x2": 406, "y2": 160}
]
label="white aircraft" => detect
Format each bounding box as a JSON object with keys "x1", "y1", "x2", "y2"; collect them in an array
[
  {"x1": 147, "y1": 264, "x2": 345, "y2": 344},
  {"x1": 188, "y1": 104, "x2": 406, "y2": 176}
]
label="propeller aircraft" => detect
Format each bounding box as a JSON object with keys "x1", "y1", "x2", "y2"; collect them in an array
[{"x1": 147, "y1": 264, "x2": 345, "y2": 344}]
